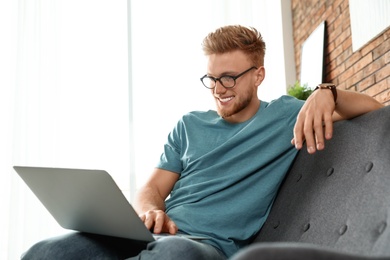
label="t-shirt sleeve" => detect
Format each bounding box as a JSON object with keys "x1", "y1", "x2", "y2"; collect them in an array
[{"x1": 156, "y1": 119, "x2": 183, "y2": 174}]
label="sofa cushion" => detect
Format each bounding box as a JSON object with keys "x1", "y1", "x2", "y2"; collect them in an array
[{"x1": 253, "y1": 105, "x2": 390, "y2": 257}]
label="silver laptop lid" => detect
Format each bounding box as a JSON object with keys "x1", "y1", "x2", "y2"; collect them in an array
[{"x1": 13, "y1": 166, "x2": 154, "y2": 242}]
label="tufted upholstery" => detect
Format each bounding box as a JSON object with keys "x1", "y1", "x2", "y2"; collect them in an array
[{"x1": 232, "y1": 105, "x2": 390, "y2": 260}]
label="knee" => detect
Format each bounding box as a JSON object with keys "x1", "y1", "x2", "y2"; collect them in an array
[
  {"x1": 21, "y1": 236, "x2": 68, "y2": 260},
  {"x1": 145, "y1": 237, "x2": 222, "y2": 260}
]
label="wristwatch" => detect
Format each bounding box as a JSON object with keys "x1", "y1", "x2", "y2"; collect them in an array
[{"x1": 314, "y1": 83, "x2": 337, "y2": 104}]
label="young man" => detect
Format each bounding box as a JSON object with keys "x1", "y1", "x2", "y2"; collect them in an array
[{"x1": 22, "y1": 25, "x2": 383, "y2": 260}]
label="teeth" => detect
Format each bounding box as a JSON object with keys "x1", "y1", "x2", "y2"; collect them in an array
[{"x1": 220, "y1": 96, "x2": 234, "y2": 102}]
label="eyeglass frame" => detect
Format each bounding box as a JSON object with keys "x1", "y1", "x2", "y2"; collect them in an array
[{"x1": 200, "y1": 66, "x2": 258, "y2": 89}]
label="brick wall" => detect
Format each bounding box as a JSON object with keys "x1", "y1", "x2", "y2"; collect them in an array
[{"x1": 292, "y1": 0, "x2": 390, "y2": 105}]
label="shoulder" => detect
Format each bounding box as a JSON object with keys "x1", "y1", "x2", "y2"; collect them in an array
[
  {"x1": 266, "y1": 95, "x2": 304, "y2": 107},
  {"x1": 171, "y1": 110, "x2": 220, "y2": 135},
  {"x1": 264, "y1": 95, "x2": 304, "y2": 114},
  {"x1": 254, "y1": 96, "x2": 303, "y2": 124},
  {"x1": 180, "y1": 110, "x2": 220, "y2": 124}
]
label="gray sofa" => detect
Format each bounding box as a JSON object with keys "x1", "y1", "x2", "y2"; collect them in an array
[{"x1": 231, "y1": 105, "x2": 390, "y2": 260}]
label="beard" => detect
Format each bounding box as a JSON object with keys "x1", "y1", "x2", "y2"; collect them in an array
[{"x1": 216, "y1": 90, "x2": 253, "y2": 119}]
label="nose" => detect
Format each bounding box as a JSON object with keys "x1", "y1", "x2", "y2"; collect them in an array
[{"x1": 213, "y1": 80, "x2": 226, "y2": 95}]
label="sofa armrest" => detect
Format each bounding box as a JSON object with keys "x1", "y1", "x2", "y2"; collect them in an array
[{"x1": 230, "y1": 242, "x2": 390, "y2": 260}]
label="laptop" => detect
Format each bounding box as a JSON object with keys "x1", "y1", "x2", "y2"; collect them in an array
[{"x1": 13, "y1": 166, "x2": 207, "y2": 242}]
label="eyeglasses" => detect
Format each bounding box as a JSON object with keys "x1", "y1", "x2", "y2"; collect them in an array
[{"x1": 200, "y1": 66, "x2": 257, "y2": 89}]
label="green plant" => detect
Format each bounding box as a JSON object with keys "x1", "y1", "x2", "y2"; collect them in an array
[{"x1": 287, "y1": 81, "x2": 313, "y2": 100}]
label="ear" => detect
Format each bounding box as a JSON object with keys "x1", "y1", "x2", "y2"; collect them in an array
[{"x1": 255, "y1": 66, "x2": 265, "y2": 86}]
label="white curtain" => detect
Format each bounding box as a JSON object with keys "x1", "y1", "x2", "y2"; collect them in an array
[
  {"x1": 1, "y1": 0, "x2": 292, "y2": 258},
  {"x1": 1, "y1": 1, "x2": 129, "y2": 259}
]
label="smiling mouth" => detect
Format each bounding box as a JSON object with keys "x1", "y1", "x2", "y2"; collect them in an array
[{"x1": 218, "y1": 96, "x2": 234, "y2": 103}]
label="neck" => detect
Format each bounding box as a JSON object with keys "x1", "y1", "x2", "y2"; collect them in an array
[{"x1": 223, "y1": 99, "x2": 261, "y2": 124}]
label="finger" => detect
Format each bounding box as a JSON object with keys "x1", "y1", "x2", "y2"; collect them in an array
[
  {"x1": 153, "y1": 212, "x2": 165, "y2": 234},
  {"x1": 161, "y1": 215, "x2": 178, "y2": 235},
  {"x1": 143, "y1": 212, "x2": 155, "y2": 231},
  {"x1": 323, "y1": 112, "x2": 333, "y2": 140},
  {"x1": 303, "y1": 116, "x2": 316, "y2": 154},
  {"x1": 293, "y1": 114, "x2": 305, "y2": 150},
  {"x1": 154, "y1": 213, "x2": 177, "y2": 234},
  {"x1": 167, "y1": 219, "x2": 178, "y2": 235},
  {"x1": 139, "y1": 214, "x2": 146, "y2": 222},
  {"x1": 313, "y1": 115, "x2": 325, "y2": 151}
]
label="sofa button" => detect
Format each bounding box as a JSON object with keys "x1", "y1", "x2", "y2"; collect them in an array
[
  {"x1": 326, "y1": 168, "x2": 334, "y2": 177},
  {"x1": 303, "y1": 223, "x2": 310, "y2": 232},
  {"x1": 296, "y1": 174, "x2": 302, "y2": 182},
  {"x1": 378, "y1": 221, "x2": 387, "y2": 234},
  {"x1": 339, "y1": 224, "x2": 348, "y2": 235},
  {"x1": 273, "y1": 221, "x2": 280, "y2": 229},
  {"x1": 365, "y1": 162, "x2": 374, "y2": 172}
]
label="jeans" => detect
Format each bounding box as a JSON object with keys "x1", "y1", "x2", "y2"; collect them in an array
[{"x1": 21, "y1": 232, "x2": 227, "y2": 260}]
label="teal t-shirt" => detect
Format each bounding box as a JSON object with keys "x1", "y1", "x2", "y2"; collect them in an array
[{"x1": 156, "y1": 95, "x2": 304, "y2": 257}]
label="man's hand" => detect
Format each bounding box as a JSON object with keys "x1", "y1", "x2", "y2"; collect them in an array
[
  {"x1": 292, "y1": 88, "x2": 336, "y2": 154},
  {"x1": 134, "y1": 168, "x2": 180, "y2": 234},
  {"x1": 139, "y1": 209, "x2": 178, "y2": 235}
]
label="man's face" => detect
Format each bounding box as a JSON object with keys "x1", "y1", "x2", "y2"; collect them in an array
[{"x1": 206, "y1": 50, "x2": 263, "y2": 123}]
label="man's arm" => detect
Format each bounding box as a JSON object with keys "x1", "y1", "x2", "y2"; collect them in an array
[
  {"x1": 331, "y1": 89, "x2": 384, "y2": 120},
  {"x1": 134, "y1": 168, "x2": 180, "y2": 234},
  {"x1": 293, "y1": 87, "x2": 384, "y2": 154}
]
